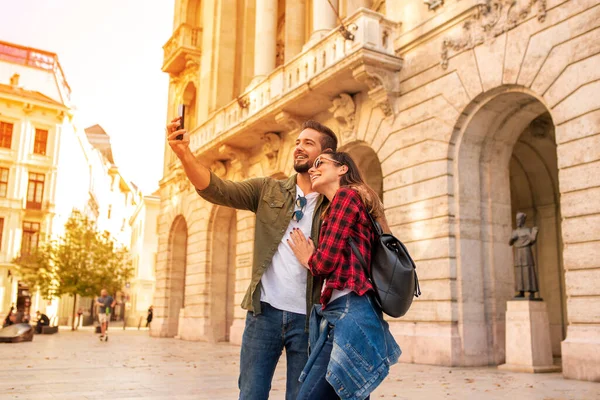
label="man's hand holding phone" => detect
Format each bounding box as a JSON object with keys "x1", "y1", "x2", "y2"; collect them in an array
[{"x1": 166, "y1": 114, "x2": 189, "y2": 158}]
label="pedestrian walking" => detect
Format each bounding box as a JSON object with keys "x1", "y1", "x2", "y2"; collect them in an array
[
  {"x1": 166, "y1": 117, "x2": 338, "y2": 400},
  {"x1": 146, "y1": 305, "x2": 153, "y2": 328},
  {"x1": 96, "y1": 289, "x2": 115, "y2": 341}
]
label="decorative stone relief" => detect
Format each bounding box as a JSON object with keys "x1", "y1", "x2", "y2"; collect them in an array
[
  {"x1": 210, "y1": 160, "x2": 227, "y2": 178},
  {"x1": 441, "y1": 0, "x2": 547, "y2": 69},
  {"x1": 22, "y1": 103, "x2": 33, "y2": 114},
  {"x1": 262, "y1": 132, "x2": 281, "y2": 171},
  {"x1": 175, "y1": 170, "x2": 191, "y2": 193},
  {"x1": 275, "y1": 111, "x2": 303, "y2": 132},
  {"x1": 218, "y1": 144, "x2": 249, "y2": 179},
  {"x1": 329, "y1": 93, "x2": 357, "y2": 144},
  {"x1": 351, "y1": 63, "x2": 400, "y2": 117},
  {"x1": 528, "y1": 115, "x2": 552, "y2": 139}
]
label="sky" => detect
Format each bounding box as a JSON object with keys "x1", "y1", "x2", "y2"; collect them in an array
[{"x1": 0, "y1": 0, "x2": 175, "y2": 194}]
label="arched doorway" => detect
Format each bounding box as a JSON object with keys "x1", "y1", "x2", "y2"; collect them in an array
[
  {"x1": 182, "y1": 82, "x2": 197, "y2": 130},
  {"x1": 167, "y1": 216, "x2": 188, "y2": 337},
  {"x1": 452, "y1": 88, "x2": 566, "y2": 365},
  {"x1": 343, "y1": 142, "x2": 383, "y2": 200},
  {"x1": 209, "y1": 207, "x2": 237, "y2": 342}
]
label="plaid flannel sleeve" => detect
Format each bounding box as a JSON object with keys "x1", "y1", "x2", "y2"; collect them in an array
[{"x1": 308, "y1": 188, "x2": 359, "y2": 277}]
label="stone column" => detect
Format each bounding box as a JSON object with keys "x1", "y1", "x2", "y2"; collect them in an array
[
  {"x1": 252, "y1": 0, "x2": 278, "y2": 83},
  {"x1": 284, "y1": 0, "x2": 306, "y2": 62},
  {"x1": 308, "y1": 0, "x2": 338, "y2": 44}
]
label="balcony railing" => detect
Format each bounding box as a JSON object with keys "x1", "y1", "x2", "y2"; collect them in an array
[
  {"x1": 162, "y1": 24, "x2": 202, "y2": 74},
  {"x1": 186, "y1": 8, "x2": 402, "y2": 158},
  {"x1": 24, "y1": 199, "x2": 53, "y2": 213}
]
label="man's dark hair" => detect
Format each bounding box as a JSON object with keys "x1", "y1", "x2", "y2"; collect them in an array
[{"x1": 301, "y1": 120, "x2": 338, "y2": 152}]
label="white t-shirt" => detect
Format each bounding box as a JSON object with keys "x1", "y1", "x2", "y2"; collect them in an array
[{"x1": 260, "y1": 185, "x2": 319, "y2": 314}]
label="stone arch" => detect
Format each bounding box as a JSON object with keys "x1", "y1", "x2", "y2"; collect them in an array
[
  {"x1": 207, "y1": 206, "x2": 237, "y2": 342},
  {"x1": 166, "y1": 215, "x2": 188, "y2": 337},
  {"x1": 182, "y1": 81, "x2": 197, "y2": 130},
  {"x1": 183, "y1": 0, "x2": 203, "y2": 27},
  {"x1": 340, "y1": 141, "x2": 384, "y2": 200},
  {"x1": 450, "y1": 86, "x2": 566, "y2": 365}
]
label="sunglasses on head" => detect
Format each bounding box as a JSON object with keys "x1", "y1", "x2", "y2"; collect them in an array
[{"x1": 314, "y1": 156, "x2": 344, "y2": 169}]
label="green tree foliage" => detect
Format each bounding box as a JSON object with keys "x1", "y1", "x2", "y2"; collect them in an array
[{"x1": 14, "y1": 210, "x2": 133, "y2": 329}]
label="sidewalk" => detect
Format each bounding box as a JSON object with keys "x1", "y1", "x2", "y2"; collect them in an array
[{"x1": 0, "y1": 329, "x2": 598, "y2": 400}]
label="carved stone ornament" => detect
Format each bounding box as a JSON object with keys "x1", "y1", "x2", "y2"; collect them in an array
[
  {"x1": 275, "y1": 111, "x2": 303, "y2": 132},
  {"x1": 210, "y1": 160, "x2": 227, "y2": 178},
  {"x1": 441, "y1": 0, "x2": 547, "y2": 69},
  {"x1": 329, "y1": 93, "x2": 357, "y2": 144},
  {"x1": 218, "y1": 144, "x2": 249, "y2": 179},
  {"x1": 351, "y1": 63, "x2": 399, "y2": 117},
  {"x1": 175, "y1": 171, "x2": 191, "y2": 193},
  {"x1": 262, "y1": 132, "x2": 282, "y2": 171}
]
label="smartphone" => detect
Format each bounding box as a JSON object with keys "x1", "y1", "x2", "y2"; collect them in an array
[{"x1": 176, "y1": 104, "x2": 185, "y2": 140}]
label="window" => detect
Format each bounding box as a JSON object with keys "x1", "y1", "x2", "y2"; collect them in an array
[
  {"x1": 0, "y1": 218, "x2": 4, "y2": 250},
  {"x1": 0, "y1": 168, "x2": 8, "y2": 197},
  {"x1": 33, "y1": 129, "x2": 48, "y2": 155},
  {"x1": 0, "y1": 122, "x2": 13, "y2": 149},
  {"x1": 27, "y1": 172, "x2": 45, "y2": 209},
  {"x1": 21, "y1": 221, "x2": 40, "y2": 255}
]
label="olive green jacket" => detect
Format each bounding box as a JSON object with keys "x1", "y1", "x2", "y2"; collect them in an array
[{"x1": 196, "y1": 171, "x2": 326, "y2": 319}]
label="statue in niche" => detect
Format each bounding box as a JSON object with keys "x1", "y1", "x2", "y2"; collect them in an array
[{"x1": 509, "y1": 212, "x2": 540, "y2": 300}]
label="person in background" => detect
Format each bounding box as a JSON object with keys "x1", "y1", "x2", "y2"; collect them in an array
[
  {"x1": 96, "y1": 289, "x2": 115, "y2": 341},
  {"x1": 146, "y1": 305, "x2": 153, "y2": 328},
  {"x1": 35, "y1": 310, "x2": 50, "y2": 334},
  {"x1": 288, "y1": 151, "x2": 401, "y2": 399}
]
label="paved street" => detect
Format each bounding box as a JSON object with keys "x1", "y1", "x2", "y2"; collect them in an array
[{"x1": 0, "y1": 328, "x2": 598, "y2": 400}]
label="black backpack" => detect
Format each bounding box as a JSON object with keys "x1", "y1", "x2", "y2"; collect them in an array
[{"x1": 349, "y1": 213, "x2": 421, "y2": 318}]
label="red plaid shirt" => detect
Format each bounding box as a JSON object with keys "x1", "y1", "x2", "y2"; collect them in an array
[{"x1": 308, "y1": 187, "x2": 375, "y2": 307}]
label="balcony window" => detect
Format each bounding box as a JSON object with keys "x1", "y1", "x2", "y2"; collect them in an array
[
  {"x1": 0, "y1": 122, "x2": 13, "y2": 149},
  {"x1": 27, "y1": 172, "x2": 45, "y2": 210},
  {"x1": 0, "y1": 168, "x2": 8, "y2": 197},
  {"x1": 34, "y1": 129, "x2": 48, "y2": 155},
  {"x1": 21, "y1": 221, "x2": 40, "y2": 255}
]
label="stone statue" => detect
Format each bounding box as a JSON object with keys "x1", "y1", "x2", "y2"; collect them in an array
[{"x1": 509, "y1": 212, "x2": 539, "y2": 300}]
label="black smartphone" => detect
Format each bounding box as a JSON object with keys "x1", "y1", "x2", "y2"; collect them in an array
[{"x1": 176, "y1": 104, "x2": 185, "y2": 140}]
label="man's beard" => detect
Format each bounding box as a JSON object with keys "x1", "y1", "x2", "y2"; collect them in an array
[{"x1": 294, "y1": 160, "x2": 311, "y2": 173}]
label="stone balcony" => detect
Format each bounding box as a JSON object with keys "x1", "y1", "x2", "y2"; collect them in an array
[
  {"x1": 186, "y1": 8, "x2": 403, "y2": 162},
  {"x1": 162, "y1": 24, "x2": 202, "y2": 75}
]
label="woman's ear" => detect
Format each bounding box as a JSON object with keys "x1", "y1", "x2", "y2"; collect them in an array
[{"x1": 338, "y1": 165, "x2": 349, "y2": 176}]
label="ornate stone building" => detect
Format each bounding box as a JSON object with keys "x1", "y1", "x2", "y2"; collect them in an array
[{"x1": 154, "y1": 0, "x2": 600, "y2": 382}]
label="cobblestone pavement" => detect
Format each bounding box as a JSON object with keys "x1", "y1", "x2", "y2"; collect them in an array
[{"x1": 0, "y1": 328, "x2": 598, "y2": 400}]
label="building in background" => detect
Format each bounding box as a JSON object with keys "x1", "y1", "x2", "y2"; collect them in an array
[
  {"x1": 126, "y1": 190, "x2": 160, "y2": 327},
  {"x1": 0, "y1": 40, "x2": 154, "y2": 329},
  {"x1": 0, "y1": 40, "x2": 73, "y2": 321},
  {"x1": 154, "y1": 0, "x2": 600, "y2": 382}
]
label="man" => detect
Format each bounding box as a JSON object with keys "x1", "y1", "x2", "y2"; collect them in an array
[
  {"x1": 35, "y1": 311, "x2": 50, "y2": 334},
  {"x1": 166, "y1": 118, "x2": 337, "y2": 400},
  {"x1": 96, "y1": 289, "x2": 115, "y2": 341}
]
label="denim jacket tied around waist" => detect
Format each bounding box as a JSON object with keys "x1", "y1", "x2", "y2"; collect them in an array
[{"x1": 299, "y1": 292, "x2": 401, "y2": 400}]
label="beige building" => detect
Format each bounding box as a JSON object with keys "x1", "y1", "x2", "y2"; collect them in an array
[
  {"x1": 126, "y1": 190, "x2": 160, "y2": 327},
  {"x1": 154, "y1": 0, "x2": 600, "y2": 382},
  {"x1": 0, "y1": 41, "x2": 72, "y2": 321}
]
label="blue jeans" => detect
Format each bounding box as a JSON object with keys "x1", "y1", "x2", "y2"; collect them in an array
[
  {"x1": 239, "y1": 302, "x2": 308, "y2": 400},
  {"x1": 296, "y1": 326, "x2": 370, "y2": 400}
]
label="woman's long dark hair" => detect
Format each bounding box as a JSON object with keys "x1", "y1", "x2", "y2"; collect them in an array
[{"x1": 320, "y1": 151, "x2": 385, "y2": 219}]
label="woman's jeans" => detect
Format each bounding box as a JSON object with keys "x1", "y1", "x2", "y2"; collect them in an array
[{"x1": 238, "y1": 302, "x2": 308, "y2": 400}]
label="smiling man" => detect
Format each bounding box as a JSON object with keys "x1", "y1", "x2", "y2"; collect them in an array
[{"x1": 166, "y1": 119, "x2": 337, "y2": 400}]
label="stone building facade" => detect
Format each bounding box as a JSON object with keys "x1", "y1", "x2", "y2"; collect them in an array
[{"x1": 154, "y1": 0, "x2": 600, "y2": 382}]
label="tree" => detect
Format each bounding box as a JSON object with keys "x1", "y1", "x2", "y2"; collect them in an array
[{"x1": 14, "y1": 210, "x2": 133, "y2": 330}]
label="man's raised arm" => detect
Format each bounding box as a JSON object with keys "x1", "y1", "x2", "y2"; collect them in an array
[{"x1": 166, "y1": 117, "x2": 211, "y2": 190}]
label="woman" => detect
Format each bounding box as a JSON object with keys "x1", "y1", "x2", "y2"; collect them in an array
[{"x1": 288, "y1": 151, "x2": 400, "y2": 400}]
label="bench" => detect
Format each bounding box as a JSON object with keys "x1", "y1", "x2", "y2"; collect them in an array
[{"x1": 41, "y1": 325, "x2": 58, "y2": 334}]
